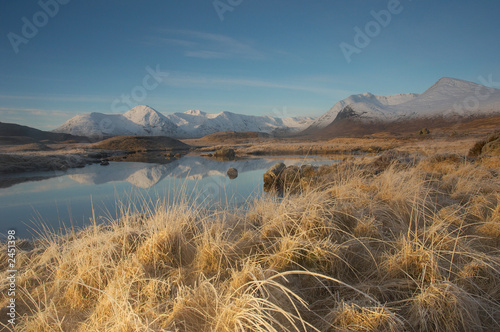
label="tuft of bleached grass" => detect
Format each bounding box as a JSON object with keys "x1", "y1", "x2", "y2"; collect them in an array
[
  {"x1": 323, "y1": 300, "x2": 403, "y2": 332},
  {"x1": 408, "y1": 281, "x2": 483, "y2": 332}
]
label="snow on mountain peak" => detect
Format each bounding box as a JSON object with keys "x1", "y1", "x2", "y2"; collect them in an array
[
  {"x1": 124, "y1": 105, "x2": 163, "y2": 121},
  {"x1": 308, "y1": 91, "x2": 419, "y2": 129},
  {"x1": 124, "y1": 105, "x2": 158, "y2": 115},
  {"x1": 424, "y1": 77, "x2": 485, "y2": 95},
  {"x1": 307, "y1": 77, "x2": 500, "y2": 131},
  {"x1": 435, "y1": 77, "x2": 476, "y2": 87},
  {"x1": 184, "y1": 110, "x2": 206, "y2": 116}
]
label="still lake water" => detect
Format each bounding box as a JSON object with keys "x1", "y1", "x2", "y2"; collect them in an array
[{"x1": 0, "y1": 155, "x2": 338, "y2": 239}]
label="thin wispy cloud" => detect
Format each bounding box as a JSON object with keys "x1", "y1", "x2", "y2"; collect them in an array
[
  {"x1": 0, "y1": 107, "x2": 75, "y2": 117},
  {"x1": 157, "y1": 38, "x2": 198, "y2": 48},
  {"x1": 184, "y1": 50, "x2": 232, "y2": 59},
  {"x1": 163, "y1": 72, "x2": 354, "y2": 96},
  {"x1": 151, "y1": 29, "x2": 264, "y2": 60},
  {"x1": 0, "y1": 94, "x2": 112, "y2": 103}
]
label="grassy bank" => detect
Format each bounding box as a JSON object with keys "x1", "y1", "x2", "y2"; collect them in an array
[
  {"x1": 191, "y1": 136, "x2": 479, "y2": 157},
  {"x1": 1, "y1": 148, "x2": 500, "y2": 331}
]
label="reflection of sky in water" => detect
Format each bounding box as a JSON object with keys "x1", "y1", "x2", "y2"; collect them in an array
[{"x1": 0, "y1": 156, "x2": 337, "y2": 239}]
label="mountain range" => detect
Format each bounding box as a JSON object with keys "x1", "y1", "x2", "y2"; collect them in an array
[
  {"x1": 54, "y1": 106, "x2": 315, "y2": 139},
  {"x1": 52, "y1": 77, "x2": 500, "y2": 139},
  {"x1": 304, "y1": 77, "x2": 500, "y2": 136}
]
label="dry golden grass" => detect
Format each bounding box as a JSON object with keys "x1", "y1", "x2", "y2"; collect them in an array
[
  {"x1": 2, "y1": 145, "x2": 500, "y2": 331},
  {"x1": 408, "y1": 281, "x2": 484, "y2": 332},
  {"x1": 192, "y1": 135, "x2": 479, "y2": 157},
  {"x1": 323, "y1": 300, "x2": 403, "y2": 332}
]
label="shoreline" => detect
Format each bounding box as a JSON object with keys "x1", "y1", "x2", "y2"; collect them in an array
[{"x1": 0, "y1": 135, "x2": 482, "y2": 175}]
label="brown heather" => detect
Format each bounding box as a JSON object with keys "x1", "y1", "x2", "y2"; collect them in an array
[{"x1": 1, "y1": 139, "x2": 500, "y2": 331}]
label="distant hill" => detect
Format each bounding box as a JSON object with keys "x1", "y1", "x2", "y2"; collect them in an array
[
  {"x1": 303, "y1": 77, "x2": 500, "y2": 137},
  {"x1": 92, "y1": 136, "x2": 190, "y2": 152},
  {"x1": 53, "y1": 105, "x2": 315, "y2": 139},
  {"x1": 0, "y1": 121, "x2": 89, "y2": 144},
  {"x1": 197, "y1": 131, "x2": 271, "y2": 143}
]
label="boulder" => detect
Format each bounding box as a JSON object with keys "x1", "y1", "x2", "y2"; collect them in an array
[
  {"x1": 213, "y1": 148, "x2": 236, "y2": 160},
  {"x1": 280, "y1": 165, "x2": 302, "y2": 191},
  {"x1": 419, "y1": 128, "x2": 430, "y2": 135},
  {"x1": 300, "y1": 164, "x2": 317, "y2": 177},
  {"x1": 263, "y1": 162, "x2": 286, "y2": 191},
  {"x1": 227, "y1": 167, "x2": 238, "y2": 179},
  {"x1": 281, "y1": 165, "x2": 300, "y2": 181},
  {"x1": 263, "y1": 163, "x2": 324, "y2": 193}
]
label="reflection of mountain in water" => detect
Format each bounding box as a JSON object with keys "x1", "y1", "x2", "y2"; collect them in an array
[
  {"x1": 68, "y1": 156, "x2": 287, "y2": 189},
  {"x1": 69, "y1": 163, "x2": 161, "y2": 188}
]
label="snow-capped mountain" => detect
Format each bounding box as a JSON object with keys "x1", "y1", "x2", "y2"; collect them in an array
[
  {"x1": 54, "y1": 105, "x2": 315, "y2": 139},
  {"x1": 308, "y1": 92, "x2": 419, "y2": 130},
  {"x1": 307, "y1": 77, "x2": 500, "y2": 131}
]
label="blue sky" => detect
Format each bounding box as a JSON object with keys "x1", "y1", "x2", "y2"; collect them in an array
[{"x1": 1, "y1": 0, "x2": 500, "y2": 130}]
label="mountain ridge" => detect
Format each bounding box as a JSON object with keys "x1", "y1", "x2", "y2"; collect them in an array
[
  {"x1": 305, "y1": 77, "x2": 500, "y2": 135},
  {"x1": 54, "y1": 106, "x2": 315, "y2": 139},
  {"x1": 0, "y1": 121, "x2": 89, "y2": 144}
]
